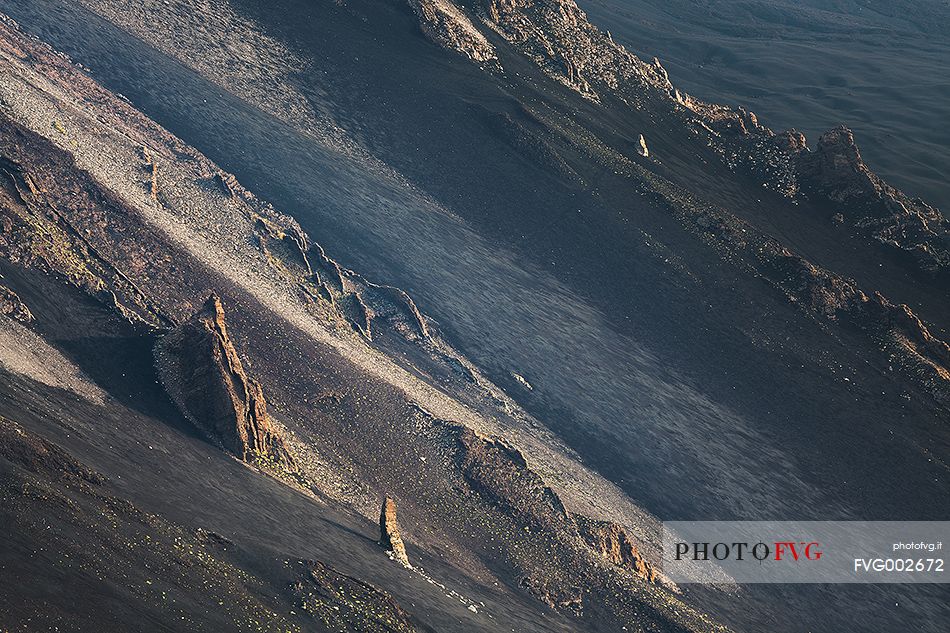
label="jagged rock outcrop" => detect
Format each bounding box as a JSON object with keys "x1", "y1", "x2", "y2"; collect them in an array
[
  {"x1": 798, "y1": 126, "x2": 890, "y2": 203},
  {"x1": 254, "y1": 217, "x2": 313, "y2": 280},
  {"x1": 738, "y1": 107, "x2": 763, "y2": 133},
  {"x1": 455, "y1": 426, "x2": 588, "y2": 612},
  {"x1": 460, "y1": 1, "x2": 947, "y2": 279},
  {"x1": 467, "y1": 0, "x2": 796, "y2": 182},
  {"x1": 379, "y1": 496, "x2": 410, "y2": 567},
  {"x1": 693, "y1": 204, "x2": 950, "y2": 401},
  {"x1": 194, "y1": 528, "x2": 234, "y2": 551},
  {"x1": 795, "y1": 126, "x2": 949, "y2": 273},
  {"x1": 455, "y1": 427, "x2": 569, "y2": 535},
  {"x1": 0, "y1": 283, "x2": 32, "y2": 323},
  {"x1": 773, "y1": 129, "x2": 808, "y2": 154},
  {"x1": 573, "y1": 515, "x2": 657, "y2": 583},
  {"x1": 408, "y1": 0, "x2": 498, "y2": 63},
  {"x1": 154, "y1": 295, "x2": 296, "y2": 467},
  {"x1": 771, "y1": 250, "x2": 950, "y2": 384},
  {"x1": 452, "y1": 425, "x2": 684, "y2": 623},
  {"x1": 0, "y1": 135, "x2": 168, "y2": 328},
  {"x1": 252, "y1": 214, "x2": 431, "y2": 342},
  {"x1": 477, "y1": 0, "x2": 668, "y2": 100}
]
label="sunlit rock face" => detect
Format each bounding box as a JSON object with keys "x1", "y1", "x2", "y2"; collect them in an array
[{"x1": 154, "y1": 294, "x2": 296, "y2": 467}]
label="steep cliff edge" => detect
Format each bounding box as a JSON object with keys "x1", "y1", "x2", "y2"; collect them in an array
[{"x1": 154, "y1": 295, "x2": 295, "y2": 468}]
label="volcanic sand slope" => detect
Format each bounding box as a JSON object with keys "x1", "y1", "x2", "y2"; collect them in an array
[
  {"x1": 0, "y1": 14, "x2": 729, "y2": 633},
  {"x1": 0, "y1": 1, "x2": 947, "y2": 632}
]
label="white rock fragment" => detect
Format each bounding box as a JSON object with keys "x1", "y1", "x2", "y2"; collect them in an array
[
  {"x1": 511, "y1": 372, "x2": 533, "y2": 391},
  {"x1": 637, "y1": 134, "x2": 649, "y2": 157}
]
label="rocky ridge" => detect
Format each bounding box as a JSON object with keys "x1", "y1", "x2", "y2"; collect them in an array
[
  {"x1": 671, "y1": 185, "x2": 950, "y2": 408},
  {"x1": 251, "y1": 215, "x2": 431, "y2": 343},
  {"x1": 408, "y1": 0, "x2": 498, "y2": 64},
  {"x1": 794, "y1": 126, "x2": 949, "y2": 273},
  {"x1": 476, "y1": 0, "x2": 669, "y2": 99},
  {"x1": 675, "y1": 92, "x2": 950, "y2": 278},
  {"x1": 479, "y1": 80, "x2": 950, "y2": 413},
  {"x1": 416, "y1": 0, "x2": 949, "y2": 276},
  {"x1": 573, "y1": 514, "x2": 658, "y2": 584},
  {"x1": 451, "y1": 425, "x2": 702, "y2": 626},
  {"x1": 0, "y1": 133, "x2": 169, "y2": 329}
]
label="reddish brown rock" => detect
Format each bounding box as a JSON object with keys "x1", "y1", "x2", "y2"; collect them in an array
[
  {"x1": 154, "y1": 294, "x2": 295, "y2": 467},
  {"x1": 759, "y1": 247, "x2": 950, "y2": 391},
  {"x1": 379, "y1": 496, "x2": 410, "y2": 567},
  {"x1": 573, "y1": 515, "x2": 658, "y2": 583},
  {"x1": 798, "y1": 126, "x2": 880, "y2": 203}
]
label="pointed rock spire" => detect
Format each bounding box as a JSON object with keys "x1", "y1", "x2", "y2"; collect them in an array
[
  {"x1": 154, "y1": 294, "x2": 295, "y2": 468},
  {"x1": 379, "y1": 496, "x2": 410, "y2": 567},
  {"x1": 637, "y1": 134, "x2": 649, "y2": 157}
]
